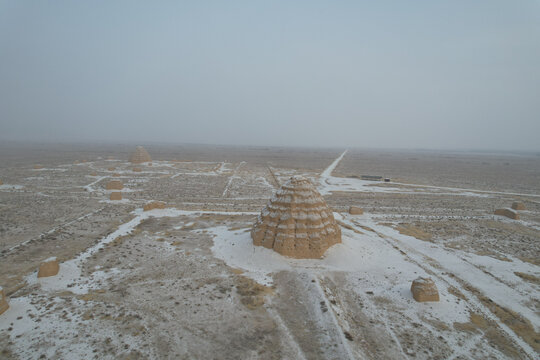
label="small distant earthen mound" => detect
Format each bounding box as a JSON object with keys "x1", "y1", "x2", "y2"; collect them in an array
[
  {"x1": 411, "y1": 277, "x2": 439, "y2": 302},
  {"x1": 251, "y1": 176, "x2": 341, "y2": 259},
  {"x1": 33, "y1": 165, "x2": 43, "y2": 169},
  {"x1": 106, "y1": 180, "x2": 123, "y2": 190},
  {"x1": 107, "y1": 167, "x2": 116, "y2": 171},
  {"x1": 144, "y1": 201, "x2": 166, "y2": 211},
  {"x1": 0, "y1": 287, "x2": 8, "y2": 315},
  {"x1": 349, "y1": 206, "x2": 364, "y2": 215},
  {"x1": 130, "y1": 146, "x2": 152, "y2": 164},
  {"x1": 495, "y1": 208, "x2": 520, "y2": 220},
  {"x1": 132, "y1": 167, "x2": 142, "y2": 172},
  {"x1": 113, "y1": 173, "x2": 121, "y2": 177},
  {"x1": 511, "y1": 202, "x2": 526, "y2": 211},
  {"x1": 38, "y1": 257, "x2": 60, "y2": 278},
  {"x1": 110, "y1": 192, "x2": 122, "y2": 201},
  {"x1": 0, "y1": 180, "x2": 3, "y2": 186}
]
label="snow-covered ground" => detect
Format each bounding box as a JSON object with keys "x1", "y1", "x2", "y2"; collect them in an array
[
  {"x1": 0, "y1": 184, "x2": 24, "y2": 191},
  {"x1": 208, "y1": 211, "x2": 538, "y2": 358},
  {"x1": 1, "y1": 148, "x2": 538, "y2": 359}
]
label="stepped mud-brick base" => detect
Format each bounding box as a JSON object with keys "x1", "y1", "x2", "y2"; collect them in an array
[
  {"x1": 252, "y1": 176, "x2": 341, "y2": 259},
  {"x1": 130, "y1": 146, "x2": 152, "y2": 163}
]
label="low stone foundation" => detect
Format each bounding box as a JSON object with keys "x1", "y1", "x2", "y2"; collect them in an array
[
  {"x1": 411, "y1": 277, "x2": 439, "y2": 302},
  {"x1": 494, "y1": 208, "x2": 520, "y2": 220},
  {"x1": 38, "y1": 257, "x2": 60, "y2": 278}
]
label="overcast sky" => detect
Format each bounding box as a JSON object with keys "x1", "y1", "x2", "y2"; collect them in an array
[{"x1": 1, "y1": 1, "x2": 539, "y2": 151}]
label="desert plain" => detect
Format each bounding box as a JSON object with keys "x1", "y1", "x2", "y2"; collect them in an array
[{"x1": 0, "y1": 142, "x2": 539, "y2": 359}]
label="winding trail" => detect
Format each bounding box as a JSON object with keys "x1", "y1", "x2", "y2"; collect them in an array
[
  {"x1": 83, "y1": 176, "x2": 108, "y2": 192},
  {"x1": 320, "y1": 150, "x2": 348, "y2": 180},
  {"x1": 222, "y1": 161, "x2": 246, "y2": 197},
  {"x1": 319, "y1": 150, "x2": 540, "y2": 199},
  {"x1": 265, "y1": 305, "x2": 308, "y2": 360}
]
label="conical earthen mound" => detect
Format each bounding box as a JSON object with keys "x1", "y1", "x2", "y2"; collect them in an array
[
  {"x1": 129, "y1": 146, "x2": 152, "y2": 163},
  {"x1": 252, "y1": 176, "x2": 341, "y2": 259}
]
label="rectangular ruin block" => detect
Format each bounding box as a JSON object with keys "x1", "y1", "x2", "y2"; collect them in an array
[
  {"x1": 349, "y1": 206, "x2": 364, "y2": 215},
  {"x1": 0, "y1": 287, "x2": 9, "y2": 315},
  {"x1": 411, "y1": 277, "x2": 439, "y2": 302},
  {"x1": 494, "y1": 208, "x2": 520, "y2": 220},
  {"x1": 143, "y1": 201, "x2": 166, "y2": 211},
  {"x1": 106, "y1": 180, "x2": 123, "y2": 190},
  {"x1": 110, "y1": 192, "x2": 122, "y2": 201},
  {"x1": 511, "y1": 202, "x2": 526, "y2": 211},
  {"x1": 38, "y1": 257, "x2": 60, "y2": 278},
  {"x1": 361, "y1": 175, "x2": 383, "y2": 181}
]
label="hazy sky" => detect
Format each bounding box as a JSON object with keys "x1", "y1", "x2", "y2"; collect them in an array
[{"x1": 1, "y1": 1, "x2": 539, "y2": 150}]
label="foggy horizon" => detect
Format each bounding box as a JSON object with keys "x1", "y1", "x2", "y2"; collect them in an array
[
  {"x1": 1, "y1": 1, "x2": 539, "y2": 151},
  {"x1": 2, "y1": 138, "x2": 540, "y2": 156}
]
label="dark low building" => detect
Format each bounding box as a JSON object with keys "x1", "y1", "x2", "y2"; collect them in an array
[{"x1": 361, "y1": 175, "x2": 383, "y2": 181}]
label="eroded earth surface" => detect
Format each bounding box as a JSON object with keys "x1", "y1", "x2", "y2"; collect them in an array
[{"x1": 1, "y1": 143, "x2": 539, "y2": 359}]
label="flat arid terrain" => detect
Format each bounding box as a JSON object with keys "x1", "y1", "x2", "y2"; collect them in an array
[{"x1": 0, "y1": 143, "x2": 539, "y2": 359}]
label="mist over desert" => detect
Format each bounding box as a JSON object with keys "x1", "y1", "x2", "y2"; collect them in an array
[{"x1": 1, "y1": 1, "x2": 540, "y2": 359}]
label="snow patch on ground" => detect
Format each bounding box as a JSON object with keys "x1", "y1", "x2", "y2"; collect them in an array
[
  {"x1": 0, "y1": 184, "x2": 24, "y2": 191},
  {"x1": 207, "y1": 226, "x2": 291, "y2": 286},
  {"x1": 0, "y1": 290, "x2": 145, "y2": 359},
  {"x1": 32, "y1": 168, "x2": 68, "y2": 172},
  {"x1": 207, "y1": 222, "x2": 471, "y2": 326},
  {"x1": 362, "y1": 214, "x2": 540, "y2": 332},
  {"x1": 257, "y1": 176, "x2": 274, "y2": 189},
  {"x1": 222, "y1": 162, "x2": 246, "y2": 197},
  {"x1": 100, "y1": 198, "x2": 131, "y2": 204},
  {"x1": 216, "y1": 162, "x2": 230, "y2": 174},
  {"x1": 22, "y1": 208, "x2": 257, "y2": 295},
  {"x1": 83, "y1": 176, "x2": 108, "y2": 192}
]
